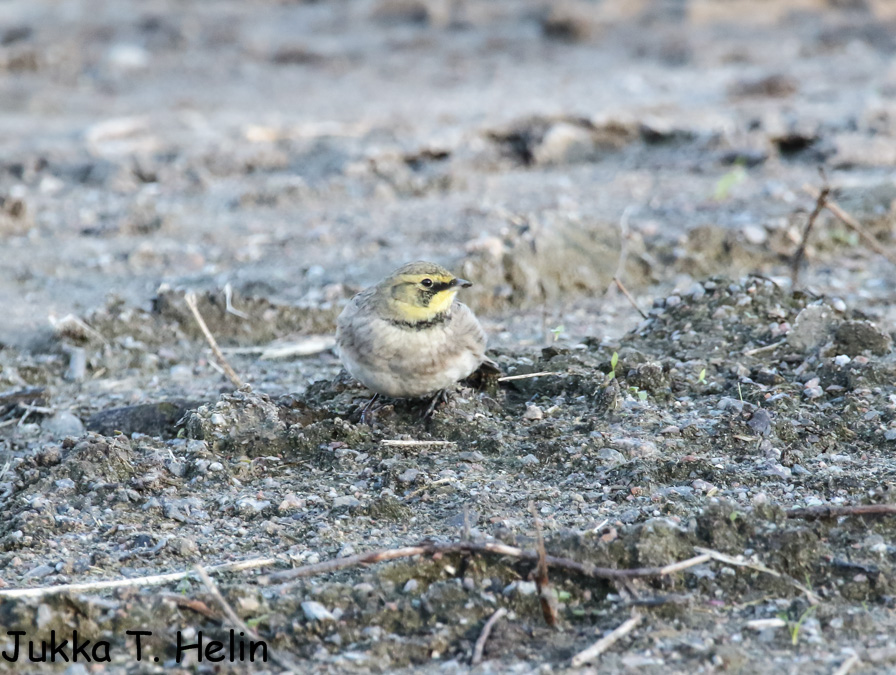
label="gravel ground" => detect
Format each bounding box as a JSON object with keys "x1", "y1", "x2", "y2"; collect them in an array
[{"x1": 1, "y1": 1, "x2": 896, "y2": 673}]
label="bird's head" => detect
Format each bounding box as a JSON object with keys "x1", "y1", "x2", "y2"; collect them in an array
[{"x1": 376, "y1": 261, "x2": 472, "y2": 324}]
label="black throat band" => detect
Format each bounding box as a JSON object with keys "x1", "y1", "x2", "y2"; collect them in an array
[{"x1": 387, "y1": 311, "x2": 450, "y2": 330}]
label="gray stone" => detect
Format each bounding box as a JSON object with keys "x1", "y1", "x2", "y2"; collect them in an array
[
  {"x1": 597, "y1": 447, "x2": 625, "y2": 465},
  {"x1": 398, "y1": 468, "x2": 420, "y2": 483},
  {"x1": 236, "y1": 497, "x2": 271, "y2": 516},
  {"x1": 333, "y1": 495, "x2": 361, "y2": 508},
  {"x1": 533, "y1": 122, "x2": 597, "y2": 165},
  {"x1": 23, "y1": 563, "x2": 56, "y2": 580},
  {"x1": 302, "y1": 600, "x2": 335, "y2": 622},
  {"x1": 788, "y1": 305, "x2": 839, "y2": 352},
  {"x1": 42, "y1": 411, "x2": 85, "y2": 439}
]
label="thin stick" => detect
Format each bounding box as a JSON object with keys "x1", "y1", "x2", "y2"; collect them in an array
[
  {"x1": 613, "y1": 277, "x2": 648, "y2": 319},
  {"x1": 744, "y1": 339, "x2": 787, "y2": 356},
  {"x1": 612, "y1": 205, "x2": 635, "y2": 283},
  {"x1": 791, "y1": 185, "x2": 830, "y2": 287},
  {"x1": 745, "y1": 618, "x2": 787, "y2": 630},
  {"x1": 184, "y1": 292, "x2": 244, "y2": 388},
  {"x1": 260, "y1": 541, "x2": 714, "y2": 587},
  {"x1": 804, "y1": 186, "x2": 896, "y2": 266},
  {"x1": 833, "y1": 653, "x2": 860, "y2": 675},
  {"x1": 404, "y1": 477, "x2": 453, "y2": 501},
  {"x1": 0, "y1": 556, "x2": 279, "y2": 599},
  {"x1": 694, "y1": 547, "x2": 820, "y2": 603},
  {"x1": 786, "y1": 504, "x2": 896, "y2": 520},
  {"x1": 158, "y1": 593, "x2": 221, "y2": 620},
  {"x1": 659, "y1": 553, "x2": 712, "y2": 575},
  {"x1": 471, "y1": 607, "x2": 508, "y2": 665},
  {"x1": 497, "y1": 371, "x2": 558, "y2": 382},
  {"x1": 194, "y1": 565, "x2": 299, "y2": 673},
  {"x1": 380, "y1": 439, "x2": 456, "y2": 447},
  {"x1": 223, "y1": 283, "x2": 250, "y2": 320},
  {"x1": 530, "y1": 501, "x2": 558, "y2": 627},
  {"x1": 570, "y1": 613, "x2": 643, "y2": 667},
  {"x1": 0, "y1": 387, "x2": 46, "y2": 408}
]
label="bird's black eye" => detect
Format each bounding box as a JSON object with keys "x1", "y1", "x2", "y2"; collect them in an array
[{"x1": 420, "y1": 278, "x2": 433, "y2": 288}]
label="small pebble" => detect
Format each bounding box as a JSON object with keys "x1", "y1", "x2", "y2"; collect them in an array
[
  {"x1": 523, "y1": 405, "x2": 544, "y2": 420},
  {"x1": 278, "y1": 494, "x2": 305, "y2": 512},
  {"x1": 301, "y1": 601, "x2": 335, "y2": 622},
  {"x1": 398, "y1": 468, "x2": 419, "y2": 483},
  {"x1": 333, "y1": 495, "x2": 361, "y2": 508},
  {"x1": 42, "y1": 412, "x2": 85, "y2": 439},
  {"x1": 520, "y1": 454, "x2": 539, "y2": 465},
  {"x1": 597, "y1": 447, "x2": 625, "y2": 464},
  {"x1": 236, "y1": 497, "x2": 271, "y2": 516}
]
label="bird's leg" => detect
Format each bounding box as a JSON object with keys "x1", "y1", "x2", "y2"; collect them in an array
[
  {"x1": 422, "y1": 389, "x2": 449, "y2": 421},
  {"x1": 360, "y1": 393, "x2": 380, "y2": 425}
]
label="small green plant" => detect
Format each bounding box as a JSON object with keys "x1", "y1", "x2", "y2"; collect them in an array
[
  {"x1": 246, "y1": 615, "x2": 268, "y2": 629},
  {"x1": 629, "y1": 386, "x2": 648, "y2": 402},
  {"x1": 698, "y1": 367, "x2": 707, "y2": 385},
  {"x1": 607, "y1": 352, "x2": 619, "y2": 381},
  {"x1": 714, "y1": 163, "x2": 747, "y2": 200},
  {"x1": 778, "y1": 605, "x2": 817, "y2": 646},
  {"x1": 550, "y1": 324, "x2": 566, "y2": 342}
]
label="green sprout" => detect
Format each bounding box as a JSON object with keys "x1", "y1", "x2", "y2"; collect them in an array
[
  {"x1": 698, "y1": 367, "x2": 707, "y2": 384},
  {"x1": 607, "y1": 352, "x2": 619, "y2": 381},
  {"x1": 778, "y1": 605, "x2": 817, "y2": 646},
  {"x1": 714, "y1": 163, "x2": 747, "y2": 201},
  {"x1": 550, "y1": 324, "x2": 566, "y2": 342}
]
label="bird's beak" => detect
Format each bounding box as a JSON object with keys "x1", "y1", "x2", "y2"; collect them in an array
[{"x1": 455, "y1": 278, "x2": 472, "y2": 288}]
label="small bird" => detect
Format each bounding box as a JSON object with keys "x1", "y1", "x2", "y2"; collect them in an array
[{"x1": 336, "y1": 261, "x2": 491, "y2": 403}]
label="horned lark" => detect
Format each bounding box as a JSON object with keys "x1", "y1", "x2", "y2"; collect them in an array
[{"x1": 336, "y1": 261, "x2": 490, "y2": 400}]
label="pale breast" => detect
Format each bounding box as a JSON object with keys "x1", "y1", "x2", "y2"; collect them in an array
[{"x1": 336, "y1": 299, "x2": 487, "y2": 398}]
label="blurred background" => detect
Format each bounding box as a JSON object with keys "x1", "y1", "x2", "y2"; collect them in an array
[{"x1": 1, "y1": 0, "x2": 895, "y2": 355}]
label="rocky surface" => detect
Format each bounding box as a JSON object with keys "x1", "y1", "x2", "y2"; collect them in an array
[{"x1": 1, "y1": 1, "x2": 896, "y2": 673}]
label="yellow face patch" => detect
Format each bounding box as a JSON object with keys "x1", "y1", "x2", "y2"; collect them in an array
[
  {"x1": 401, "y1": 288, "x2": 458, "y2": 320},
  {"x1": 389, "y1": 273, "x2": 460, "y2": 321}
]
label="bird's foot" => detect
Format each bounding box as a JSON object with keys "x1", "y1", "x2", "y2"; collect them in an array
[
  {"x1": 359, "y1": 394, "x2": 380, "y2": 426},
  {"x1": 421, "y1": 389, "x2": 450, "y2": 421}
]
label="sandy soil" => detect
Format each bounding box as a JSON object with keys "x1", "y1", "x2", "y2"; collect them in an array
[{"x1": 1, "y1": 0, "x2": 896, "y2": 673}]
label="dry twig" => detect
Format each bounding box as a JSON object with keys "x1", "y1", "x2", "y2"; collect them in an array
[
  {"x1": 158, "y1": 593, "x2": 221, "y2": 620},
  {"x1": 786, "y1": 504, "x2": 896, "y2": 520},
  {"x1": 744, "y1": 339, "x2": 787, "y2": 357},
  {"x1": 223, "y1": 283, "x2": 251, "y2": 320},
  {"x1": 0, "y1": 556, "x2": 279, "y2": 599},
  {"x1": 184, "y1": 292, "x2": 244, "y2": 388},
  {"x1": 0, "y1": 387, "x2": 46, "y2": 409},
  {"x1": 194, "y1": 565, "x2": 299, "y2": 673},
  {"x1": 380, "y1": 439, "x2": 456, "y2": 447},
  {"x1": 833, "y1": 653, "x2": 860, "y2": 675},
  {"x1": 803, "y1": 185, "x2": 896, "y2": 266},
  {"x1": 259, "y1": 540, "x2": 713, "y2": 588},
  {"x1": 471, "y1": 607, "x2": 508, "y2": 666},
  {"x1": 497, "y1": 371, "x2": 558, "y2": 382},
  {"x1": 529, "y1": 501, "x2": 559, "y2": 627},
  {"x1": 791, "y1": 184, "x2": 830, "y2": 287},
  {"x1": 613, "y1": 277, "x2": 648, "y2": 319},
  {"x1": 570, "y1": 613, "x2": 643, "y2": 667},
  {"x1": 694, "y1": 547, "x2": 820, "y2": 603}
]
